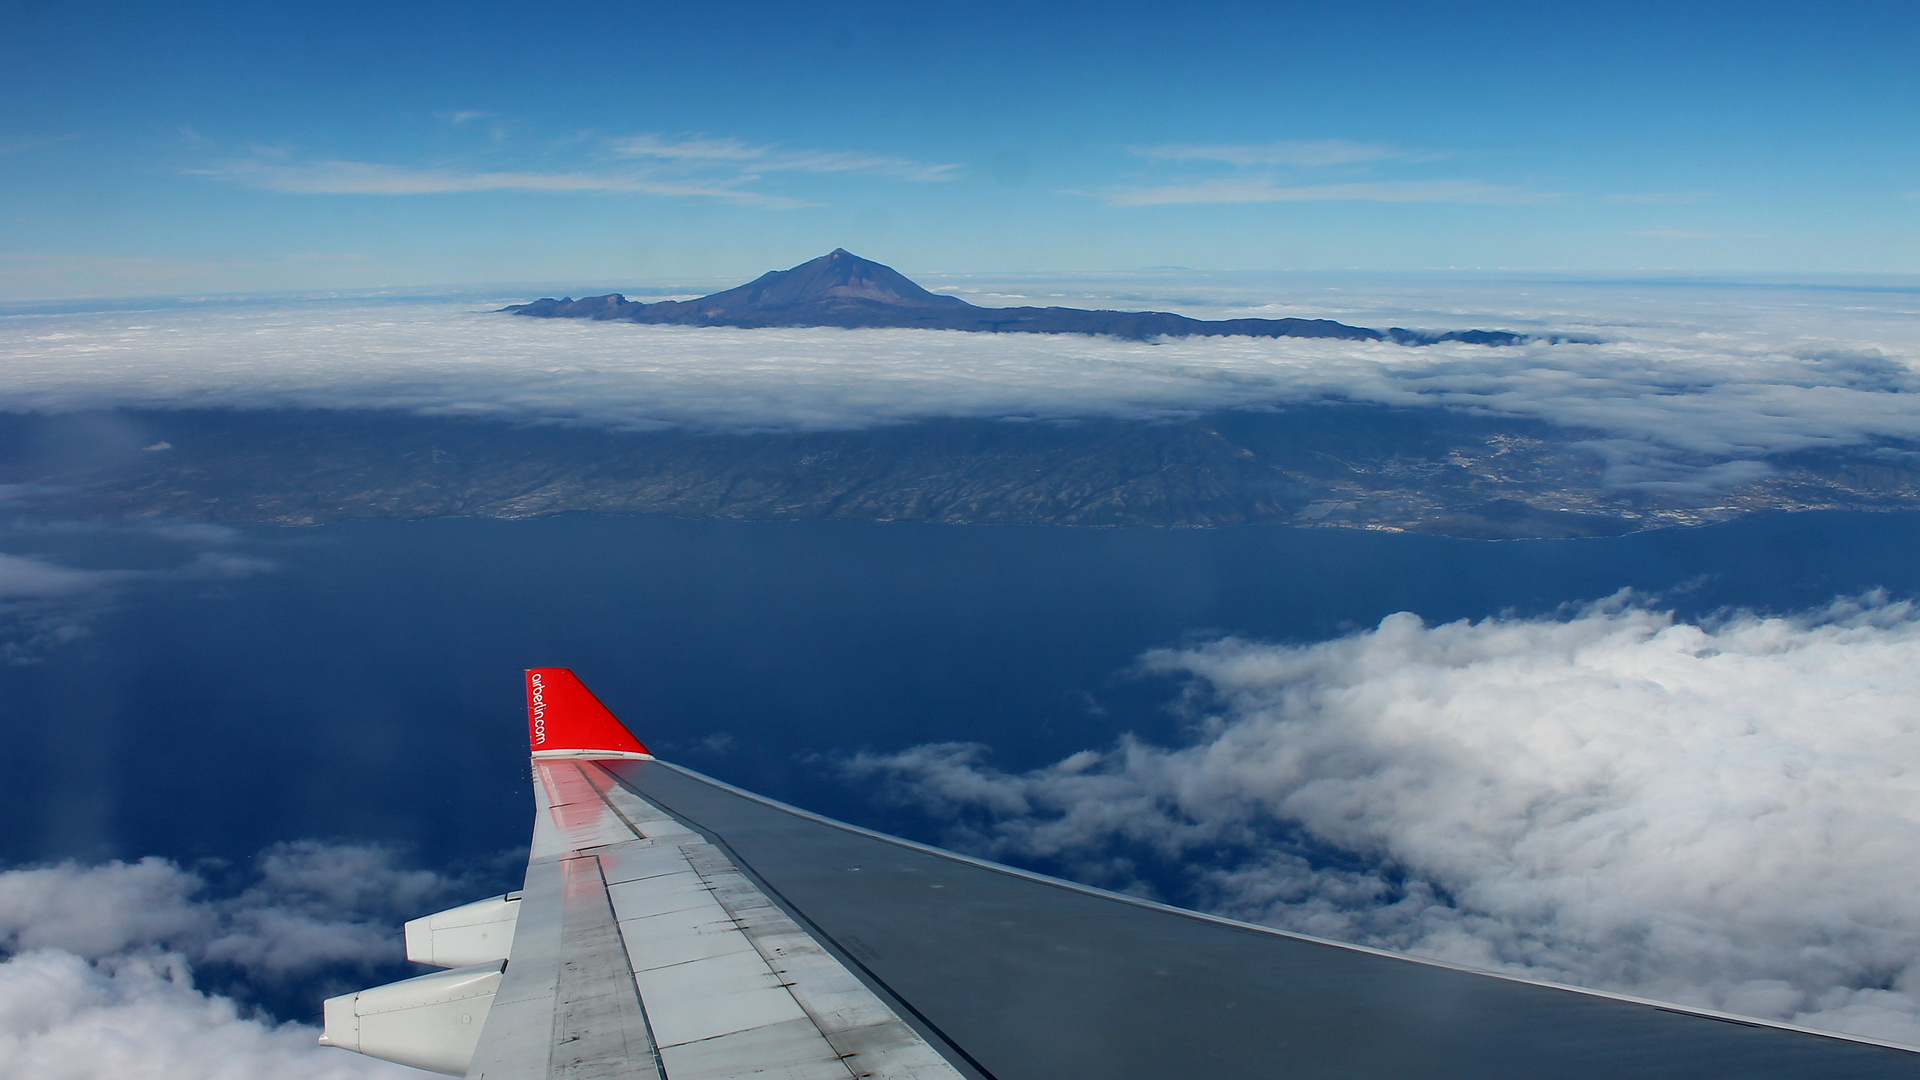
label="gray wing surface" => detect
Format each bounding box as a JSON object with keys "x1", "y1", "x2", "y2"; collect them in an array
[{"x1": 604, "y1": 758, "x2": 1920, "y2": 1080}]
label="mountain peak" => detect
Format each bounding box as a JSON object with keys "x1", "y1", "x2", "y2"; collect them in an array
[{"x1": 693, "y1": 250, "x2": 969, "y2": 312}]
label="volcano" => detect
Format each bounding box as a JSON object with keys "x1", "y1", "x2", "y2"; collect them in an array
[{"x1": 504, "y1": 250, "x2": 1527, "y2": 345}]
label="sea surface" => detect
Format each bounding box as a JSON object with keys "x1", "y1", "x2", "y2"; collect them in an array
[{"x1": 3, "y1": 510, "x2": 1918, "y2": 884}]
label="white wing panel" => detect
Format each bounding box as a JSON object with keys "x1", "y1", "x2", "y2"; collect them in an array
[
  {"x1": 616, "y1": 897, "x2": 757, "y2": 972},
  {"x1": 464, "y1": 759, "x2": 966, "y2": 1080},
  {"x1": 631, "y1": 945, "x2": 813, "y2": 1046},
  {"x1": 606, "y1": 869, "x2": 726, "y2": 924},
  {"x1": 658, "y1": 1017, "x2": 863, "y2": 1080},
  {"x1": 598, "y1": 843, "x2": 693, "y2": 886}
]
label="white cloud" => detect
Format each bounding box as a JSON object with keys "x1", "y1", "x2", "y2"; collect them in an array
[
  {"x1": 0, "y1": 280, "x2": 1915, "y2": 496},
  {"x1": 845, "y1": 591, "x2": 1920, "y2": 1046},
  {"x1": 1127, "y1": 140, "x2": 1428, "y2": 168},
  {"x1": 1100, "y1": 178, "x2": 1557, "y2": 206},
  {"x1": 193, "y1": 131, "x2": 955, "y2": 209},
  {"x1": 1603, "y1": 192, "x2": 1712, "y2": 205},
  {"x1": 1632, "y1": 230, "x2": 1769, "y2": 240},
  {"x1": 0, "y1": 552, "x2": 136, "y2": 660},
  {"x1": 0, "y1": 949, "x2": 425, "y2": 1080},
  {"x1": 609, "y1": 134, "x2": 958, "y2": 182},
  {"x1": 1102, "y1": 137, "x2": 1536, "y2": 206},
  {"x1": 0, "y1": 842, "x2": 468, "y2": 1080},
  {"x1": 609, "y1": 135, "x2": 765, "y2": 162},
  {"x1": 192, "y1": 159, "x2": 816, "y2": 208},
  {"x1": 0, "y1": 553, "x2": 127, "y2": 602},
  {"x1": 0, "y1": 842, "x2": 451, "y2": 976},
  {"x1": 0, "y1": 523, "x2": 273, "y2": 661},
  {"x1": 0, "y1": 859, "x2": 210, "y2": 960}
]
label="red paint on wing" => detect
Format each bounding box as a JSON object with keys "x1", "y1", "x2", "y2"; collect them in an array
[{"x1": 524, "y1": 668, "x2": 649, "y2": 755}]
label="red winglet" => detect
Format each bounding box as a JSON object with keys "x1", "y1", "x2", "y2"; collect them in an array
[{"x1": 524, "y1": 668, "x2": 650, "y2": 757}]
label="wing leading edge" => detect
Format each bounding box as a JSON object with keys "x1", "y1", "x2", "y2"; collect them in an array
[{"x1": 323, "y1": 670, "x2": 1920, "y2": 1079}]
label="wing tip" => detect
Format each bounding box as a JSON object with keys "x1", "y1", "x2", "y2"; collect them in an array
[{"x1": 524, "y1": 668, "x2": 651, "y2": 758}]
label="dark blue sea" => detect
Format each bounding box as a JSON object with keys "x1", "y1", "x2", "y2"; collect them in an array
[{"x1": 4, "y1": 510, "x2": 1918, "y2": 883}]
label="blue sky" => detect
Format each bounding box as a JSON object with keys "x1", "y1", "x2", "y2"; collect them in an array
[{"x1": 2, "y1": 0, "x2": 1915, "y2": 297}]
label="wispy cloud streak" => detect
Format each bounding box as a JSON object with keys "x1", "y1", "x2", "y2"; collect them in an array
[
  {"x1": 1632, "y1": 229, "x2": 1769, "y2": 240},
  {"x1": 194, "y1": 130, "x2": 957, "y2": 207},
  {"x1": 194, "y1": 159, "x2": 816, "y2": 207},
  {"x1": 610, "y1": 134, "x2": 959, "y2": 182},
  {"x1": 0, "y1": 521, "x2": 271, "y2": 661},
  {"x1": 1101, "y1": 136, "x2": 1546, "y2": 206},
  {"x1": 1103, "y1": 178, "x2": 1555, "y2": 206},
  {"x1": 1128, "y1": 139, "x2": 1436, "y2": 168}
]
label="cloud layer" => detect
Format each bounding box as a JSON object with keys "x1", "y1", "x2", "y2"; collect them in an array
[
  {"x1": 846, "y1": 591, "x2": 1920, "y2": 1046},
  {"x1": 0, "y1": 279, "x2": 1915, "y2": 495},
  {"x1": 0, "y1": 948, "x2": 422, "y2": 1080},
  {"x1": 0, "y1": 842, "x2": 463, "y2": 1080}
]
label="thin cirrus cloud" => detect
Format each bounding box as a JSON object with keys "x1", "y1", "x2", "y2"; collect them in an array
[
  {"x1": 193, "y1": 132, "x2": 957, "y2": 207},
  {"x1": 1127, "y1": 139, "x2": 1441, "y2": 168},
  {"x1": 1100, "y1": 139, "x2": 1549, "y2": 206},
  {"x1": 194, "y1": 158, "x2": 818, "y2": 208},
  {"x1": 1603, "y1": 192, "x2": 1712, "y2": 205},
  {"x1": 1632, "y1": 229, "x2": 1771, "y2": 240},
  {"x1": 609, "y1": 133, "x2": 960, "y2": 182},
  {"x1": 1100, "y1": 178, "x2": 1557, "y2": 206}
]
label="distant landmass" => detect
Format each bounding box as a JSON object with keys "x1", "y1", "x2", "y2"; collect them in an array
[
  {"x1": 504, "y1": 249, "x2": 1533, "y2": 345},
  {"x1": 9, "y1": 258, "x2": 1905, "y2": 538},
  {"x1": 7, "y1": 406, "x2": 1918, "y2": 539}
]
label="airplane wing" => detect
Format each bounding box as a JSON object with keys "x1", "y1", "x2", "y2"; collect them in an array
[{"x1": 321, "y1": 668, "x2": 1920, "y2": 1079}]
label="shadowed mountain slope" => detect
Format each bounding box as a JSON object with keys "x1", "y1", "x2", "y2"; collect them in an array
[{"x1": 504, "y1": 250, "x2": 1530, "y2": 344}]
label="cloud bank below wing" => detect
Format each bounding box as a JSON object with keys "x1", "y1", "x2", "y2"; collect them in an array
[
  {"x1": 847, "y1": 591, "x2": 1920, "y2": 1047},
  {"x1": 0, "y1": 842, "x2": 470, "y2": 1079}
]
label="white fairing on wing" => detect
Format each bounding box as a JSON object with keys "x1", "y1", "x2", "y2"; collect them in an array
[
  {"x1": 406, "y1": 893, "x2": 521, "y2": 967},
  {"x1": 319, "y1": 961, "x2": 505, "y2": 1076},
  {"x1": 456, "y1": 758, "x2": 968, "y2": 1080}
]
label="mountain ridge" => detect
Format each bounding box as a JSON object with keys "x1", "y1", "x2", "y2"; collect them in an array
[{"x1": 503, "y1": 250, "x2": 1532, "y2": 345}]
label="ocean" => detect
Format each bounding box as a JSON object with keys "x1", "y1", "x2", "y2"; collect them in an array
[{"x1": 4, "y1": 509, "x2": 1916, "y2": 877}]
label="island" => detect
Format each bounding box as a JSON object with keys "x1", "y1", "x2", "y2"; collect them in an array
[
  {"x1": 504, "y1": 249, "x2": 1532, "y2": 345},
  {"x1": 5, "y1": 405, "x2": 1917, "y2": 539}
]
